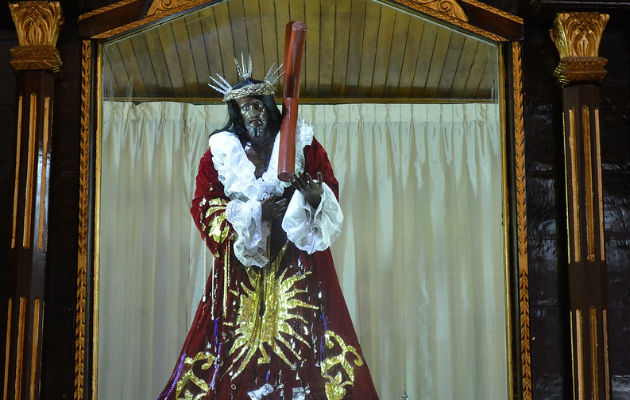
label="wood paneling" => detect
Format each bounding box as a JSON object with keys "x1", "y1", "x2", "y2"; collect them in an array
[{"x1": 102, "y1": 0, "x2": 498, "y2": 102}]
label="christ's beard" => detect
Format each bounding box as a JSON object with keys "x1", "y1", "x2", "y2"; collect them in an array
[{"x1": 247, "y1": 123, "x2": 266, "y2": 138}]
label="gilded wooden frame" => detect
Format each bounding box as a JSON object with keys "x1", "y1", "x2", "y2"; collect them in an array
[{"x1": 75, "y1": 1, "x2": 529, "y2": 399}]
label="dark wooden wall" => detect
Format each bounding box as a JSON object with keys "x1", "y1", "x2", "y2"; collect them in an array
[
  {"x1": 599, "y1": 12, "x2": 630, "y2": 399},
  {"x1": 523, "y1": 8, "x2": 630, "y2": 400},
  {"x1": 0, "y1": 1, "x2": 627, "y2": 399},
  {"x1": 523, "y1": 13, "x2": 574, "y2": 399}
]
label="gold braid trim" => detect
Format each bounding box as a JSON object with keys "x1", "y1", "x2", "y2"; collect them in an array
[
  {"x1": 74, "y1": 39, "x2": 91, "y2": 400},
  {"x1": 513, "y1": 41, "x2": 532, "y2": 400}
]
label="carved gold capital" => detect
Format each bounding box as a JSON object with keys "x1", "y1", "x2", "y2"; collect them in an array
[
  {"x1": 550, "y1": 12, "x2": 609, "y2": 85},
  {"x1": 9, "y1": 1, "x2": 63, "y2": 72},
  {"x1": 554, "y1": 58, "x2": 608, "y2": 86}
]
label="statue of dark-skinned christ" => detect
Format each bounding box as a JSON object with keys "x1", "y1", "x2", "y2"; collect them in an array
[{"x1": 155, "y1": 55, "x2": 379, "y2": 400}]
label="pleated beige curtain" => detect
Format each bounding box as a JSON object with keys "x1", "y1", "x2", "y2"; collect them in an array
[
  {"x1": 99, "y1": 101, "x2": 507, "y2": 400},
  {"x1": 99, "y1": 102, "x2": 218, "y2": 400},
  {"x1": 301, "y1": 103, "x2": 507, "y2": 399}
]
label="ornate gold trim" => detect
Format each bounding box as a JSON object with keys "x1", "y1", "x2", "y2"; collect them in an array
[
  {"x1": 582, "y1": 106, "x2": 595, "y2": 262},
  {"x1": 146, "y1": 0, "x2": 199, "y2": 16},
  {"x1": 92, "y1": 0, "x2": 212, "y2": 39},
  {"x1": 9, "y1": 1, "x2": 63, "y2": 72},
  {"x1": 38, "y1": 97, "x2": 50, "y2": 250},
  {"x1": 594, "y1": 108, "x2": 604, "y2": 262},
  {"x1": 79, "y1": 0, "x2": 139, "y2": 21},
  {"x1": 512, "y1": 41, "x2": 531, "y2": 400},
  {"x1": 568, "y1": 107, "x2": 581, "y2": 262},
  {"x1": 83, "y1": 0, "x2": 523, "y2": 43},
  {"x1": 3, "y1": 298, "x2": 12, "y2": 400},
  {"x1": 23, "y1": 93, "x2": 37, "y2": 249},
  {"x1": 93, "y1": 0, "x2": 503, "y2": 42},
  {"x1": 554, "y1": 58, "x2": 607, "y2": 86},
  {"x1": 398, "y1": 0, "x2": 469, "y2": 21},
  {"x1": 74, "y1": 39, "x2": 91, "y2": 400},
  {"x1": 10, "y1": 46, "x2": 62, "y2": 72},
  {"x1": 15, "y1": 297, "x2": 26, "y2": 400},
  {"x1": 389, "y1": 0, "x2": 507, "y2": 42},
  {"x1": 9, "y1": 2, "x2": 62, "y2": 47},
  {"x1": 550, "y1": 13, "x2": 609, "y2": 59},
  {"x1": 550, "y1": 13, "x2": 609, "y2": 85},
  {"x1": 29, "y1": 299, "x2": 41, "y2": 400},
  {"x1": 11, "y1": 96, "x2": 23, "y2": 249}
]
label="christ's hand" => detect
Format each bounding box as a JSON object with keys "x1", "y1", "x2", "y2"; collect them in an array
[
  {"x1": 292, "y1": 172, "x2": 323, "y2": 209},
  {"x1": 261, "y1": 196, "x2": 288, "y2": 221}
]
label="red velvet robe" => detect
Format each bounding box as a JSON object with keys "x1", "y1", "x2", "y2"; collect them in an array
[{"x1": 157, "y1": 138, "x2": 378, "y2": 400}]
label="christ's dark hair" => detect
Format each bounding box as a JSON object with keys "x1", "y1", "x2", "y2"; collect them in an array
[{"x1": 210, "y1": 78, "x2": 282, "y2": 146}]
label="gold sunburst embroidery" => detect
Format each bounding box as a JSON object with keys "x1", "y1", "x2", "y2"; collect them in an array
[{"x1": 227, "y1": 243, "x2": 317, "y2": 379}]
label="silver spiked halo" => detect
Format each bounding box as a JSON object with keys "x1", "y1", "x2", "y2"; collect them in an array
[{"x1": 208, "y1": 54, "x2": 283, "y2": 102}]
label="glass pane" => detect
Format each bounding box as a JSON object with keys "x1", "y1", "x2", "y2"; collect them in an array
[{"x1": 99, "y1": 1, "x2": 506, "y2": 399}]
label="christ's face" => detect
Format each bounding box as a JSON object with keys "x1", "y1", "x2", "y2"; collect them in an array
[{"x1": 237, "y1": 96, "x2": 269, "y2": 138}]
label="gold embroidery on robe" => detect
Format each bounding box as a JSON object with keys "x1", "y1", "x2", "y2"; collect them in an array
[
  {"x1": 320, "y1": 331, "x2": 364, "y2": 400},
  {"x1": 227, "y1": 243, "x2": 317, "y2": 379},
  {"x1": 175, "y1": 351, "x2": 216, "y2": 400},
  {"x1": 203, "y1": 198, "x2": 230, "y2": 256}
]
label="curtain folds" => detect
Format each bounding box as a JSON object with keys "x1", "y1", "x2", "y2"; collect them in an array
[
  {"x1": 99, "y1": 101, "x2": 507, "y2": 400},
  {"x1": 99, "y1": 102, "x2": 219, "y2": 399}
]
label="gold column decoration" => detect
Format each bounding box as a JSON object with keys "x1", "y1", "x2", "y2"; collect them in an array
[
  {"x1": 7, "y1": 2, "x2": 62, "y2": 399},
  {"x1": 9, "y1": 1, "x2": 63, "y2": 71},
  {"x1": 549, "y1": 13, "x2": 609, "y2": 85},
  {"x1": 550, "y1": 11, "x2": 610, "y2": 400}
]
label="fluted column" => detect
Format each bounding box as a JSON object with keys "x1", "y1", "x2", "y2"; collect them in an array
[
  {"x1": 4, "y1": 2, "x2": 62, "y2": 399},
  {"x1": 550, "y1": 12, "x2": 610, "y2": 400}
]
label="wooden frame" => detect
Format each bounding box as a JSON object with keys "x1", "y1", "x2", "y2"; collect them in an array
[{"x1": 75, "y1": 1, "x2": 528, "y2": 399}]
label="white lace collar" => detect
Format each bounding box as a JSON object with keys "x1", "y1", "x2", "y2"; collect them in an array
[{"x1": 208, "y1": 122, "x2": 314, "y2": 202}]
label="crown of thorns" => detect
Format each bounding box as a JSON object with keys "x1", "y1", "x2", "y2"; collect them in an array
[{"x1": 208, "y1": 54, "x2": 283, "y2": 102}]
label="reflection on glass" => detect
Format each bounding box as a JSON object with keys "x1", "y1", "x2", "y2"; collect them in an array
[{"x1": 98, "y1": 1, "x2": 505, "y2": 399}]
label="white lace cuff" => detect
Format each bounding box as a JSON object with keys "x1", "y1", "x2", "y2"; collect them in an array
[
  {"x1": 225, "y1": 199, "x2": 270, "y2": 267},
  {"x1": 281, "y1": 183, "x2": 343, "y2": 253}
]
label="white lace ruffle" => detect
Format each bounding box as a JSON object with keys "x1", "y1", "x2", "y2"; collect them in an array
[
  {"x1": 210, "y1": 123, "x2": 314, "y2": 267},
  {"x1": 225, "y1": 199, "x2": 270, "y2": 267},
  {"x1": 209, "y1": 122, "x2": 313, "y2": 202},
  {"x1": 282, "y1": 183, "x2": 343, "y2": 254}
]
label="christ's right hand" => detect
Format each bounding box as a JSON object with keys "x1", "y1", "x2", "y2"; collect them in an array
[{"x1": 261, "y1": 196, "x2": 288, "y2": 221}]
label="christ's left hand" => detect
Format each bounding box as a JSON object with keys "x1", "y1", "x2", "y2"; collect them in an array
[{"x1": 292, "y1": 172, "x2": 323, "y2": 209}]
